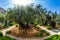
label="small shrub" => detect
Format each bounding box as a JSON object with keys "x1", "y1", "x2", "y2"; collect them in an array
[
  {"x1": 36, "y1": 33, "x2": 44, "y2": 37},
  {"x1": 6, "y1": 31, "x2": 11, "y2": 34},
  {"x1": 46, "y1": 32, "x2": 50, "y2": 35},
  {"x1": 8, "y1": 22, "x2": 13, "y2": 26},
  {"x1": 39, "y1": 22, "x2": 43, "y2": 26},
  {"x1": 42, "y1": 30, "x2": 50, "y2": 35},
  {"x1": 42, "y1": 30, "x2": 47, "y2": 33},
  {"x1": 35, "y1": 26, "x2": 40, "y2": 29},
  {"x1": 34, "y1": 22, "x2": 38, "y2": 26},
  {"x1": 0, "y1": 26, "x2": 3, "y2": 29},
  {"x1": 46, "y1": 26, "x2": 53, "y2": 30},
  {"x1": 16, "y1": 24, "x2": 19, "y2": 27},
  {"x1": 0, "y1": 31, "x2": 3, "y2": 37}
]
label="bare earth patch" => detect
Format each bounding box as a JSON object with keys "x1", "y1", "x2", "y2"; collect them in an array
[{"x1": 8, "y1": 26, "x2": 50, "y2": 38}]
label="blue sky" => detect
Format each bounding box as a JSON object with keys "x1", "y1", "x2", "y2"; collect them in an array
[
  {"x1": 0, "y1": 0, "x2": 13, "y2": 9},
  {"x1": 0, "y1": 0, "x2": 60, "y2": 13}
]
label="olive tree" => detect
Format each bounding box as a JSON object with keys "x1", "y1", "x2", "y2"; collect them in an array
[{"x1": 6, "y1": 5, "x2": 39, "y2": 30}]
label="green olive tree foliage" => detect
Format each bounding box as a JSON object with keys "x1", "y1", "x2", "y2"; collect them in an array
[
  {"x1": 6, "y1": 5, "x2": 42, "y2": 29},
  {"x1": 6, "y1": 4, "x2": 60, "y2": 29}
]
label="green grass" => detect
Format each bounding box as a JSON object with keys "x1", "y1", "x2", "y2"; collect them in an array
[
  {"x1": 0, "y1": 31, "x2": 16, "y2": 40},
  {"x1": 0, "y1": 36, "x2": 16, "y2": 40},
  {"x1": 45, "y1": 35, "x2": 60, "y2": 40}
]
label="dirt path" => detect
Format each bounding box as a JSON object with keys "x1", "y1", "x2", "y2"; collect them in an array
[
  {"x1": 1, "y1": 25, "x2": 16, "y2": 36},
  {"x1": 37, "y1": 25, "x2": 56, "y2": 35},
  {"x1": 37, "y1": 25, "x2": 60, "y2": 39},
  {"x1": 37, "y1": 25, "x2": 60, "y2": 35}
]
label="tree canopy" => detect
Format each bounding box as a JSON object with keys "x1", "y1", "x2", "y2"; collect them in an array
[{"x1": 5, "y1": 4, "x2": 60, "y2": 29}]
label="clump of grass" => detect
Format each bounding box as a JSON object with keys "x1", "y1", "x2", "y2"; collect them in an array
[
  {"x1": 45, "y1": 35, "x2": 60, "y2": 40},
  {"x1": 15, "y1": 24, "x2": 19, "y2": 27},
  {"x1": 6, "y1": 31, "x2": 11, "y2": 34},
  {"x1": 36, "y1": 33, "x2": 44, "y2": 37},
  {"x1": 35, "y1": 26, "x2": 40, "y2": 29},
  {"x1": 46, "y1": 26, "x2": 53, "y2": 30}
]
